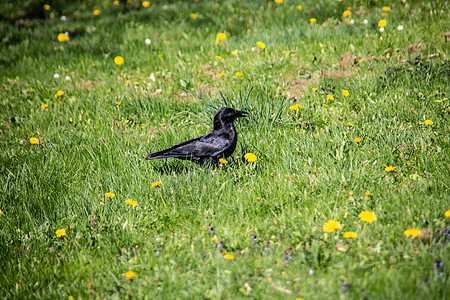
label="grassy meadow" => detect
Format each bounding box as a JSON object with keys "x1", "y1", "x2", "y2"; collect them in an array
[{"x1": 1, "y1": 0, "x2": 449, "y2": 298}]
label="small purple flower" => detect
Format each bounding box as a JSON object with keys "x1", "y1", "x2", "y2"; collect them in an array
[
  {"x1": 209, "y1": 227, "x2": 214, "y2": 234},
  {"x1": 155, "y1": 250, "x2": 160, "y2": 255},
  {"x1": 342, "y1": 281, "x2": 351, "y2": 291},
  {"x1": 434, "y1": 259, "x2": 443, "y2": 269}
]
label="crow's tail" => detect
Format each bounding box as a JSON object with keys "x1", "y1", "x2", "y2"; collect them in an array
[{"x1": 145, "y1": 150, "x2": 172, "y2": 160}]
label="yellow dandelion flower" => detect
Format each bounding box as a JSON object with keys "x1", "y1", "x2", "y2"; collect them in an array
[
  {"x1": 0, "y1": 208, "x2": 3, "y2": 216},
  {"x1": 216, "y1": 56, "x2": 223, "y2": 60},
  {"x1": 365, "y1": 191, "x2": 372, "y2": 196},
  {"x1": 347, "y1": 122, "x2": 354, "y2": 127},
  {"x1": 342, "y1": 90, "x2": 349, "y2": 97},
  {"x1": 309, "y1": 18, "x2": 317, "y2": 23},
  {"x1": 378, "y1": 19, "x2": 386, "y2": 28},
  {"x1": 105, "y1": 192, "x2": 115, "y2": 198},
  {"x1": 57, "y1": 33, "x2": 69, "y2": 42},
  {"x1": 358, "y1": 211, "x2": 377, "y2": 223},
  {"x1": 275, "y1": 0, "x2": 283, "y2": 3},
  {"x1": 296, "y1": 5, "x2": 301, "y2": 10},
  {"x1": 100, "y1": 198, "x2": 105, "y2": 202},
  {"x1": 256, "y1": 42, "x2": 266, "y2": 49},
  {"x1": 424, "y1": 119, "x2": 433, "y2": 126},
  {"x1": 256, "y1": 197, "x2": 261, "y2": 200},
  {"x1": 93, "y1": 9, "x2": 101, "y2": 16},
  {"x1": 244, "y1": 153, "x2": 257, "y2": 162},
  {"x1": 290, "y1": 104, "x2": 302, "y2": 111},
  {"x1": 43, "y1": 4, "x2": 51, "y2": 11},
  {"x1": 232, "y1": 49, "x2": 239, "y2": 56},
  {"x1": 115, "y1": 102, "x2": 121, "y2": 106},
  {"x1": 326, "y1": 94, "x2": 334, "y2": 101},
  {"x1": 312, "y1": 87, "x2": 318, "y2": 92},
  {"x1": 385, "y1": 166, "x2": 396, "y2": 172},
  {"x1": 323, "y1": 220, "x2": 342, "y2": 233},
  {"x1": 42, "y1": 103, "x2": 49, "y2": 109},
  {"x1": 216, "y1": 33, "x2": 227, "y2": 41},
  {"x1": 354, "y1": 137, "x2": 361, "y2": 143},
  {"x1": 215, "y1": 3, "x2": 220, "y2": 8},
  {"x1": 343, "y1": 231, "x2": 357, "y2": 239},
  {"x1": 56, "y1": 229, "x2": 66, "y2": 238},
  {"x1": 228, "y1": 18, "x2": 232, "y2": 22},
  {"x1": 224, "y1": 254, "x2": 234, "y2": 260},
  {"x1": 444, "y1": 210, "x2": 450, "y2": 217},
  {"x1": 211, "y1": 237, "x2": 218, "y2": 242},
  {"x1": 126, "y1": 199, "x2": 138, "y2": 207},
  {"x1": 151, "y1": 181, "x2": 162, "y2": 188},
  {"x1": 142, "y1": 1, "x2": 150, "y2": 7},
  {"x1": 190, "y1": 13, "x2": 197, "y2": 19},
  {"x1": 359, "y1": 58, "x2": 365, "y2": 63},
  {"x1": 113, "y1": 0, "x2": 120, "y2": 5},
  {"x1": 219, "y1": 158, "x2": 228, "y2": 164},
  {"x1": 30, "y1": 137, "x2": 39, "y2": 145},
  {"x1": 68, "y1": 296, "x2": 74, "y2": 300},
  {"x1": 125, "y1": 270, "x2": 136, "y2": 280},
  {"x1": 236, "y1": 71, "x2": 243, "y2": 77},
  {"x1": 404, "y1": 228, "x2": 421, "y2": 237},
  {"x1": 55, "y1": 90, "x2": 64, "y2": 98},
  {"x1": 114, "y1": 56, "x2": 124, "y2": 65},
  {"x1": 219, "y1": 72, "x2": 225, "y2": 77},
  {"x1": 382, "y1": 6, "x2": 390, "y2": 12},
  {"x1": 342, "y1": 10, "x2": 351, "y2": 17}
]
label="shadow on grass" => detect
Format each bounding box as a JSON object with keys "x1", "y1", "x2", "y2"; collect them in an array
[{"x1": 147, "y1": 159, "x2": 209, "y2": 174}]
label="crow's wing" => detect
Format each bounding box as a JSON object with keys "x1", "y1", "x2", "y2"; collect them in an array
[{"x1": 146, "y1": 130, "x2": 231, "y2": 160}]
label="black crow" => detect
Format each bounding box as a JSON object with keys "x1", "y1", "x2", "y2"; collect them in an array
[{"x1": 146, "y1": 107, "x2": 248, "y2": 164}]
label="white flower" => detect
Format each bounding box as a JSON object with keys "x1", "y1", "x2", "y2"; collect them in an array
[
  {"x1": 60, "y1": 16, "x2": 67, "y2": 21},
  {"x1": 397, "y1": 25, "x2": 404, "y2": 30},
  {"x1": 145, "y1": 39, "x2": 151, "y2": 45},
  {"x1": 349, "y1": 20, "x2": 355, "y2": 24},
  {"x1": 54, "y1": 74, "x2": 60, "y2": 79},
  {"x1": 379, "y1": 27, "x2": 385, "y2": 32},
  {"x1": 251, "y1": 47, "x2": 255, "y2": 51},
  {"x1": 149, "y1": 73, "x2": 156, "y2": 82},
  {"x1": 309, "y1": 269, "x2": 314, "y2": 275},
  {"x1": 363, "y1": 19, "x2": 368, "y2": 24},
  {"x1": 65, "y1": 76, "x2": 71, "y2": 81}
]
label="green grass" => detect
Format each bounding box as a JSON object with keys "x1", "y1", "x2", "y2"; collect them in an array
[{"x1": 1, "y1": 0, "x2": 449, "y2": 298}]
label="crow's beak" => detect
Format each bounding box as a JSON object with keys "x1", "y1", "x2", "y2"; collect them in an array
[{"x1": 236, "y1": 110, "x2": 248, "y2": 117}]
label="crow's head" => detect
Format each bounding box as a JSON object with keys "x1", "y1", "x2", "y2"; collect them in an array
[{"x1": 213, "y1": 107, "x2": 248, "y2": 129}]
